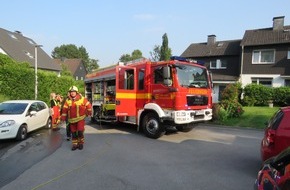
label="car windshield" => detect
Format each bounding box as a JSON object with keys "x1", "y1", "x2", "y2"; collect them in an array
[
  {"x1": 176, "y1": 64, "x2": 209, "y2": 88},
  {"x1": 0, "y1": 103, "x2": 28, "y2": 114}
]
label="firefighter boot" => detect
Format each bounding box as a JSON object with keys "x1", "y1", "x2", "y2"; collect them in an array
[
  {"x1": 71, "y1": 132, "x2": 78, "y2": 151},
  {"x1": 77, "y1": 131, "x2": 84, "y2": 150}
]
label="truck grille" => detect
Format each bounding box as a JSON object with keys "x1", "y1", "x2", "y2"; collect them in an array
[{"x1": 187, "y1": 95, "x2": 208, "y2": 106}]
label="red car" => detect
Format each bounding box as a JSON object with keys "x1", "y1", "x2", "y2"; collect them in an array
[{"x1": 261, "y1": 106, "x2": 290, "y2": 161}]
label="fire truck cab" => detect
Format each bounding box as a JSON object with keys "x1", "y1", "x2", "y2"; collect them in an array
[{"x1": 85, "y1": 57, "x2": 213, "y2": 139}]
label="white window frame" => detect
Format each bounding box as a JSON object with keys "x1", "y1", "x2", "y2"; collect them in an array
[
  {"x1": 210, "y1": 59, "x2": 227, "y2": 69},
  {"x1": 251, "y1": 78, "x2": 272, "y2": 87},
  {"x1": 252, "y1": 49, "x2": 275, "y2": 64}
]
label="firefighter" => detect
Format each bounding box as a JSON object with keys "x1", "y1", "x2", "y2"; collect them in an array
[
  {"x1": 50, "y1": 92, "x2": 60, "y2": 131},
  {"x1": 61, "y1": 86, "x2": 92, "y2": 151},
  {"x1": 61, "y1": 92, "x2": 71, "y2": 141}
]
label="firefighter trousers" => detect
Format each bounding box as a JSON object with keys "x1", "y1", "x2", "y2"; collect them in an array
[{"x1": 70, "y1": 120, "x2": 85, "y2": 147}]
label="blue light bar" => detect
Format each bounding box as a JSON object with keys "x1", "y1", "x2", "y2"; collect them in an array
[
  {"x1": 170, "y1": 56, "x2": 188, "y2": 62},
  {"x1": 196, "y1": 60, "x2": 205, "y2": 65}
]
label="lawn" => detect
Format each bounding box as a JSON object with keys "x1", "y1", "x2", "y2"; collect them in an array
[{"x1": 212, "y1": 106, "x2": 279, "y2": 129}]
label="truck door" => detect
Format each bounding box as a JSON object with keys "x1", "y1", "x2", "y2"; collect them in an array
[{"x1": 115, "y1": 66, "x2": 137, "y2": 116}]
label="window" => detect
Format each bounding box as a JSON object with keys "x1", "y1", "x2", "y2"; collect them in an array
[
  {"x1": 285, "y1": 79, "x2": 290, "y2": 87},
  {"x1": 251, "y1": 78, "x2": 272, "y2": 87},
  {"x1": 119, "y1": 69, "x2": 134, "y2": 90},
  {"x1": 24, "y1": 51, "x2": 34, "y2": 59},
  {"x1": 252, "y1": 49, "x2": 275, "y2": 64},
  {"x1": 218, "y1": 85, "x2": 226, "y2": 101},
  {"x1": 27, "y1": 39, "x2": 35, "y2": 45},
  {"x1": 138, "y1": 70, "x2": 145, "y2": 90},
  {"x1": 287, "y1": 49, "x2": 290, "y2": 59},
  {"x1": 154, "y1": 67, "x2": 164, "y2": 84},
  {"x1": 210, "y1": 59, "x2": 227, "y2": 69},
  {"x1": 8, "y1": 33, "x2": 17, "y2": 40}
]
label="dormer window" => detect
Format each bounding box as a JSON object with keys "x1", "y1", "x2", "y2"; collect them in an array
[
  {"x1": 210, "y1": 59, "x2": 227, "y2": 69},
  {"x1": 217, "y1": 42, "x2": 223, "y2": 47},
  {"x1": 24, "y1": 51, "x2": 34, "y2": 59},
  {"x1": 27, "y1": 39, "x2": 35, "y2": 45},
  {"x1": 252, "y1": 49, "x2": 275, "y2": 64},
  {"x1": 8, "y1": 33, "x2": 17, "y2": 40}
]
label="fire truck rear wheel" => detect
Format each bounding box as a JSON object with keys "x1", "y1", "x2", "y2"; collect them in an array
[{"x1": 142, "y1": 112, "x2": 165, "y2": 139}]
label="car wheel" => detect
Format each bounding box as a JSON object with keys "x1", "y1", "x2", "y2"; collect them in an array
[
  {"x1": 142, "y1": 112, "x2": 165, "y2": 139},
  {"x1": 16, "y1": 125, "x2": 28, "y2": 141},
  {"x1": 45, "y1": 117, "x2": 52, "y2": 129}
]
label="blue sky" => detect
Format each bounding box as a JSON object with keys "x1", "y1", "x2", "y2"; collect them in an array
[{"x1": 1, "y1": 0, "x2": 290, "y2": 67}]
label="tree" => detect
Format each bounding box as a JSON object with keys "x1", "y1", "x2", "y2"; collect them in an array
[
  {"x1": 119, "y1": 54, "x2": 132, "y2": 62},
  {"x1": 160, "y1": 33, "x2": 172, "y2": 61},
  {"x1": 51, "y1": 44, "x2": 99, "y2": 73},
  {"x1": 52, "y1": 44, "x2": 82, "y2": 59},
  {"x1": 149, "y1": 45, "x2": 161, "y2": 61},
  {"x1": 87, "y1": 58, "x2": 99, "y2": 72},
  {"x1": 119, "y1": 49, "x2": 143, "y2": 62}
]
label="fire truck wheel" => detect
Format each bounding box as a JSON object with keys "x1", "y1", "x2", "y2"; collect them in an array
[{"x1": 142, "y1": 112, "x2": 165, "y2": 139}]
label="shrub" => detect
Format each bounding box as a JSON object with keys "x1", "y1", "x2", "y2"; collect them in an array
[
  {"x1": 272, "y1": 87, "x2": 290, "y2": 106},
  {"x1": 212, "y1": 103, "x2": 229, "y2": 122},
  {"x1": 242, "y1": 84, "x2": 273, "y2": 106},
  {"x1": 219, "y1": 83, "x2": 244, "y2": 119},
  {"x1": 220, "y1": 100, "x2": 244, "y2": 118}
]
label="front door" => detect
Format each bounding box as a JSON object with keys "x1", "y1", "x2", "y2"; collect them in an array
[{"x1": 115, "y1": 66, "x2": 137, "y2": 116}]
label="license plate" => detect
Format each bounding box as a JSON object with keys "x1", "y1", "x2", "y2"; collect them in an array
[{"x1": 195, "y1": 110, "x2": 204, "y2": 115}]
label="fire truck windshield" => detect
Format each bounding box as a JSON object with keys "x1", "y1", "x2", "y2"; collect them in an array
[{"x1": 176, "y1": 64, "x2": 208, "y2": 88}]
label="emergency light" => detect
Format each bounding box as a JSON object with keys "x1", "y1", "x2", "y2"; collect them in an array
[{"x1": 170, "y1": 56, "x2": 205, "y2": 66}]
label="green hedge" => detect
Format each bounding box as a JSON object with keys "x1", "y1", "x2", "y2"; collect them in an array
[
  {"x1": 242, "y1": 84, "x2": 290, "y2": 107},
  {"x1": 0, "y1": 54, "x2": 84, "y2": 105}
]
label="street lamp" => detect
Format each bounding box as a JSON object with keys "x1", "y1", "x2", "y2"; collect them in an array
[{"x1": 34, "y1": 45, "x2": 42, "y2": 100}]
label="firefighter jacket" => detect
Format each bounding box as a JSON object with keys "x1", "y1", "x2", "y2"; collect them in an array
[{"x1": 61, "y1": 93, "x2": 92, "y2": 124}]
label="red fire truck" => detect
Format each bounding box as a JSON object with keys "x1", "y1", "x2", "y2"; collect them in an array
[{"x1": 85, "y1": 57, "x2": 213, "y2": 139}]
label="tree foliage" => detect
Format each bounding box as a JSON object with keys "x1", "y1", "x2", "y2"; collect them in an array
[
  {"x1": 150, "y1": 45, "x2": 161, "y2": 61},
  {"x1": 51, "y1": 44, "x2": 99, "y2": 73},
  {"x1": 119, "y1": 49, "x2": 143, "y2": 62},
  {"x1": 160, "y1": 33, "x2": 172, "y2": 61}
]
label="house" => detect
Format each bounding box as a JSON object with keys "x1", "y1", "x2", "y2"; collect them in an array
[
  {"x1": 181, "y1": 16, "x2": 290, "y2": 103},
  {"x1": 240, "y1": 16, "x2": 290, "y2": 88},
  {"x1": 181, "y1": 35, "x2": 242, "y2": 103},
  {"x1": 0, "y1": 28, "x2": 61, "y2": 74},
  {"x1": 54, "y1": 58, "x2": 87, "y2": 80}
]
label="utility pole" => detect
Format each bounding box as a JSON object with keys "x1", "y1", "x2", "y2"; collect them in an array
[{"x1": 35, "y1": 45, "x2": 42, "y2": 100}]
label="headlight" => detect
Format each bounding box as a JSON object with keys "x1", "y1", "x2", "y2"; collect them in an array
[{"x1": 0, "y1": 120, "x2": 16, "y2": 128}]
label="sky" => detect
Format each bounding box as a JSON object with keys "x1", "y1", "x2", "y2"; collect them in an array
[{"x1": 1, "y1": 0, "x2": 290, "y2": 67}]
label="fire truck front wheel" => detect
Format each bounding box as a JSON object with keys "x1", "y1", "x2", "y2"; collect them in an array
[{"x1": 142, "y1": 112, "x2": 165, "y2": 139}]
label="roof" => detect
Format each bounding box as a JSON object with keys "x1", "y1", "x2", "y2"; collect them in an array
[
  {"x1": 181, "y1": 39, "x2": 241, "y2": 58},
  {"x1": 2, "y1": 100, "x2": 45, "y2": 104},
  {"x1": 241, "y1": 25, "x2": 290, "y2": 46},
  {"x1": 0, "y1": 28, "x2": 61, "y2": 72},
  {"x1": 54, "y1": 58, "x2": 85, "y2": 75}
]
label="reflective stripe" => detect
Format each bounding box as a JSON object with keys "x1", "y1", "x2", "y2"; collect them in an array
[{"x1": 68, "y1": 115, "x2": 86, "y2": 123}]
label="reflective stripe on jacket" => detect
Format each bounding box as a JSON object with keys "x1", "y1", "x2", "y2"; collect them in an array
[{"x1": 61, "y1": 94, "x2": 92, "y2": 123}]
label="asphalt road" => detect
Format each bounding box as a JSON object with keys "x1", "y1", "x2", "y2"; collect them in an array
[{"x1": 0, "y1": 121, "x2": 264, "y2": 190}]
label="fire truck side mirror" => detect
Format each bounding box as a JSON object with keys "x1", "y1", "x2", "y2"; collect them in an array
[
  {"x1": 163, "y1": 79, "x2": 172, "y2": 86},
  {"x1": 163, "y1": 66, "x2": 170, "y2": 79},
  {"x1": 163, "y1": 66, "x2": 172, "y2": 86}
]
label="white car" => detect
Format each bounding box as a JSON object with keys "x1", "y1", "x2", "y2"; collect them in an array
[{"x1": 0, "y1": 100, "x2": 52, "y2": 141}]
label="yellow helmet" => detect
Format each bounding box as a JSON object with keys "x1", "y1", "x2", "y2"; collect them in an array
[{"x1": 68, "y1": 86, "x2": 78, "y2": 92}]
